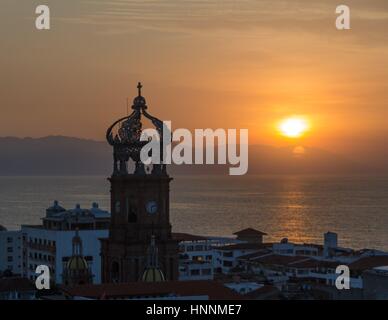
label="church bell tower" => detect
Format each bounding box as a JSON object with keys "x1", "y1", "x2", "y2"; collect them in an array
[{"x1": 101, "y1": 83, "x2": 178, "y2": 283}]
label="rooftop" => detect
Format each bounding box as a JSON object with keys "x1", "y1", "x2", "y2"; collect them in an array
[
  {"x1": 216, "y1": 242, "x2": 272, "y2": 251},
  {"x1": 251, "y1": 254, "x2": 311, "y2": 266},
  {"x1": 62, "y1": 280, "x2": 243, "y2": 300},
  {"x1": 45, "y1": 201, "x2": 110, "y2": 221},
  {"x1": 0, "y1": 277, "x2": 35, "y2": 293},
  {"x1": 233, "y1": 228, "x2": 267, "y2": 236},
  {"x1": 237, "y1": 249, "x2": 272, "y2": 261},
  {"x1": 172, "y1": 232, "x2": 209, "y2": 242},
  {"x1": 349, "y1": 255, "x2": 388, "y2": 271},
  {"x1": 244, "y1": 285, "x2": 281, "y2": 299}
]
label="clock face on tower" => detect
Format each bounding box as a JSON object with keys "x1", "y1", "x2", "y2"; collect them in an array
[{"x1": 146, "y1": 200, "x2": 158, "y2": 214}]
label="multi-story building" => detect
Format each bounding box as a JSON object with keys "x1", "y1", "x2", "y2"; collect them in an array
[
  {"x1": 0, "y1": 226, "x2": 22, "y2": 275},
  {"x1": 214, "y1": 228, "x2": 269, "y2": 274},
  {"x1": 21, "y1": 201, "x2": 109, "y2": 284},
  {"x1": 174, "y1": 233, "x2": 240, "y2": 281},
  {"x1": 363, "y1": 266, "x2": 388, "y2": 299},
  {"x1": 233, "y1": 232, "x2": 388, "y2": 295},
  {"x1": 272, "y1": 238, "x2": 321, "y2": 257}
]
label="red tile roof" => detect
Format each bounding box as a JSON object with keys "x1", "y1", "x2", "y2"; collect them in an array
[
  {"x1": 233, "y1": 228, "x2": 267, "y2": 236},
  {"x1": 349, "y1": 255, "x2": 388, "y2": 271},
  {"x1": 62, "y1": 280, "x2": 243, "y2": 300},
  {"x1": 172, "y1": 233, "x2": 208, "y2": 242},
  {"x1": 244, "y1": 285, "x2": 281, "y2": 299},
  {"x1": 0, "y1": 277, "x2": 35, "y2": 293},
  {"x1": 252, "y1": 254, "x2": 310, "y2": 265},
  {"x1": 217, "y1": 243, "x2": 272, "y2": 251},
  {"x1": 287, "y1": 259, "x2": 339, "y2": 269},
  {"x1": 245, "y1": 253, "x2": 341, "y2": 270},
  {"x1": 237, "y1": 249, "x2": 272, "y2": 261}
]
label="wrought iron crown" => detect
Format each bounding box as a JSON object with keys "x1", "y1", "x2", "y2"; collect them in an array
[{"x1": 106, "y1": 83, "x2": 168, "y2": 176}]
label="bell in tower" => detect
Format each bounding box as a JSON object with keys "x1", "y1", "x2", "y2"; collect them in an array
[{"x1": 101, "y1": 83, "x2": 179, "y2": 283}]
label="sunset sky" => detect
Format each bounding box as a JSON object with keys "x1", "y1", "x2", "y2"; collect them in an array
[{"x1": 1, "y1": 0, "x2": 388, "y2": 165}]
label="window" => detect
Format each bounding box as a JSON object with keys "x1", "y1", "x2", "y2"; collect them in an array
[
  {"x1": 223, "y1": 261, "x2": 233, "y2": 267},
  {"x1": 7, "y1": 237, "x2": 13, "y2": 243},
  {"x1": 7, "y1": 256, "x2": 13, "y2": 262},
  {"x1": 7, "y1": 247, "x2": 13, "y2": 253},
  {"x1": 190, "y1": 269, "x2": 200, "y2": 276},
  {"x1": 202, "y1": 269, "x2": 211, "y2": 275},
  {"x1": 111, "y1": 261, "x2": 120, "y2": 282},
  {"x1": 223, "y1": 251, "x2": 233, "y2": 258}
]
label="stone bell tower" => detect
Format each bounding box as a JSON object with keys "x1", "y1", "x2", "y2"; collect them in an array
[{"x1": 101, "y1": 83, "x2": 178, "y2": 283}]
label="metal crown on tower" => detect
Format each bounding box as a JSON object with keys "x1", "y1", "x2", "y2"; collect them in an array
[{"x1": 106, "y1": 83, "x2": 169, "y2": 176}]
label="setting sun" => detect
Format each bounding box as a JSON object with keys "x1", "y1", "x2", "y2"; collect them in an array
[{"x1": 278, "y1": 117, "x2": 309, "y2": 138}]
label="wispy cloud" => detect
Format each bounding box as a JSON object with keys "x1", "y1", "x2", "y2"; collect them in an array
[{"x1": 52, "y1": 0, "x2": 388, "y2": 44}]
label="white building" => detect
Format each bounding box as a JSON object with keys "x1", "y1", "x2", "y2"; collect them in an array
[
  {"x1": 214, "y1": 228, "x2": 269, "y2": 274},
  {"x1": 20, "y1": 201, "x2": 110, "y2": 285},
  {"x1": 272, "y1": 238, "x2": 321, "y2": 257},
  {"x1": 173, "y1": 233, "x2": 240, "y2": 281},
  {"x1": 0, "y1": 226, "x2": 22, "y2": 275},
  {"x1": 215, "y1": 242, "x2": 270, "y2": 274}
]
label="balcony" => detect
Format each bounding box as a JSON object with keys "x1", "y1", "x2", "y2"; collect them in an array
[{"x1": 27, "y1": 242, "x2": 56, "y2": 253}]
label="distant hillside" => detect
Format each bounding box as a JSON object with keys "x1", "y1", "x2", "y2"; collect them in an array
[
  {"x1": 0, "y1": 136, "x2": 111, "y2": 175},
  {"x1": 0, "y1": 136, "x2": 371, "y2": 176}
]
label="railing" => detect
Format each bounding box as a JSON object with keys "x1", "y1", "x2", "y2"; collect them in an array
[{"x1": 27, "y1": 242, "x2": 56, "y2": 253}]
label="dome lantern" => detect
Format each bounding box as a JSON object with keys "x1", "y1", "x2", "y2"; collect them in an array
[{"x1": 141, "y1": 234, "x2": 165, "y2": 282}]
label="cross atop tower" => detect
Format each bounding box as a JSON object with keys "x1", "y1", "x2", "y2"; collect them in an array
[{"x1": 137, "y1": 82, "x2": 143, "y2": 96}]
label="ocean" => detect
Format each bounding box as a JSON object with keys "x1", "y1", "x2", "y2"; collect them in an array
[{"x1": 0, "y1": 175, "x2": 387, "y2": 251}]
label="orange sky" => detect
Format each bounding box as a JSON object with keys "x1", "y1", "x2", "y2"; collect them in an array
[{"x1": 1, "y1": 0, "x2": 388, "y2": 162}]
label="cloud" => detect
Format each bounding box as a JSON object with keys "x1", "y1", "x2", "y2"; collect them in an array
[{"x1": 49, "y1": 0, "x2": 388, "y2": 46}]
